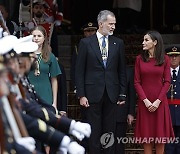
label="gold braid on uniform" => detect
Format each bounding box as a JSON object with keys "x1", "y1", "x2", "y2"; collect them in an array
[
  {"x1": 37, "y1": 119, "x2": 47, "y2": 132},
  {"x1": 42, "y1": 108, "x2": 50, "y2": 121}
]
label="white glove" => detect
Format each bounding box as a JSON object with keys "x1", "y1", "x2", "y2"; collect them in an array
[
  {"x1": 69, "y1": 120, "x2": 91, "y2": 140},
  {"x1": 3, "y1": 31, "x2": 9, "y2": 36},
  {"x1": 59, "y1": 136, "x2": 85, "y2": 154},
  {"x1": 70, "y1": 130, "x2": 85, "y2": 141},
  {"x1": 68, "y1": 141, "x2": 85, "y2": 154},
  {"x1": 59, "y1": 147, "x2": 68, "y2": 154},
  {"x1": 0, "y1": 28, "x2": 3, "y2": 38},
  {"x1": 16, "y1": 137, "x2": 36, "y2": 152},
  {"x1": 54, "y1": 20, "x2": 61, "y2": 26}
]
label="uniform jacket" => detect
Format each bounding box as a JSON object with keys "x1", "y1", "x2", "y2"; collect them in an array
[{"x1": 167, "y1": 67, "x2": 180, "y2": 126}]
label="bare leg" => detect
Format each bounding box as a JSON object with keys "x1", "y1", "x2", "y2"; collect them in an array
[
  {"x1": 143, "y1": 143, "x2": 153, "y2": 154},
  {"x1": 155, "y1": 143, "x2": 164, "y2": 154}
]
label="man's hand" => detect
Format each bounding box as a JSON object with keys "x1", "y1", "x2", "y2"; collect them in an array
[
  {"x1": 117, "y1": 100, "x2": 125, "y2": 105},
  {"x1": 79, "y1": 96, "x2": 89, "y2": 107},
  {"x1": 127, "y1": 114, "x2": 134, "y2": 125},
  {"x1": 59, "y1": 111, "x2": 67, "y2": 116}
]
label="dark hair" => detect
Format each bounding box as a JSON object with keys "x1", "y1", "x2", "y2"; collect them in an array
[
  {"x1": 32, "y1": 2, "x2": 45, "y2": 8},
  {"x1": 141, "y1": 30, "x2": 165, "y2": 66},
  {"x1": 31, "y1": 25, "x2": 51, "y2": 62}
]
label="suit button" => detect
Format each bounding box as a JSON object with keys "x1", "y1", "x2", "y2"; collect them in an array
[
  {"x1": 174, "y1": 92, "x2": 177, "y2": 94},
  {"x1": 175, "y1": 105, "x2": 178, "y2": 107}
]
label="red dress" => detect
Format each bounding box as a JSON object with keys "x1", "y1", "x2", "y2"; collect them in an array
[{"x1": 134, "y1": 55, "x2": 174, "y2": 141}]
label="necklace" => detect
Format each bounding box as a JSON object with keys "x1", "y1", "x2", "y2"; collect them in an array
[
  {"x1": 98, "y1": 37, "x2": 108, "y2": 61},
  {"x1": 34, "y1": 54, "x2": 42, "y2": 76}
]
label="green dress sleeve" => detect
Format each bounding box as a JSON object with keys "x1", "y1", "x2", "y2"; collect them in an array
[{"x1": 49, "y1": 53, "x2": 61, "y2": 77}]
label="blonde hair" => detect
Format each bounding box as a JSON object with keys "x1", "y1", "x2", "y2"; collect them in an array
[{"x1": 31, "y1": 25, "x2": 51, "y2": 62}]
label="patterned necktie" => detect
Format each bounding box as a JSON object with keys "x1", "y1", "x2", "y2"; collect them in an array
[
  {"x1": 172, "y1": 69, "x2": 177, "y2": 81},
  {"x1": 101, "y1": 36, "x2": 107, "y2": 67}
]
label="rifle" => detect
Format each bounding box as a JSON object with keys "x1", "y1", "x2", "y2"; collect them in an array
[
  {"x1": 6, "y1": 71, "x2": 29, "y2": 137},
  {"x1": 0, "y1": 75, "x2": 27, "y2": 150},
  {"x1": 0, "y1": 10, "x2": 10, "y2": 35},
  {"x1": 3, "y1": 72, "x2": 37, "y2": 153}
]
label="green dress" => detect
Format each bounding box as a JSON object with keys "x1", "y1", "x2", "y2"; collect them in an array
[{"x1": 28, "y1": 52, "x2": 61, "y2": 105}]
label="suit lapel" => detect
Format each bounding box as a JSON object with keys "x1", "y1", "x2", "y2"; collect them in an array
[
  {"x1": 90, "y1": 35, "x2": 104, "y2": 66},
  {"x1": 106, "y1": 36, "x2": 116, "y2": 67}
]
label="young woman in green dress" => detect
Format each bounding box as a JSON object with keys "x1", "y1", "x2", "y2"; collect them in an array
[{"x1": 28, "y1": 25, "x2": 61, "y2": 111}]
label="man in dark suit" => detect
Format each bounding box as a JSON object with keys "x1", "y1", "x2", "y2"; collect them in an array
[
  {"x1": 75, "y1": 10, "x2": 127, "y2": 154},
  {"x1": 115, "y1": 66, "x2": 136, "y2": 154},
  {"x1": 165, "y1": 45, "x2": 180, "y2": 154},
  {"x1": 70, "y1": 21, "x2": 97, "y2": 153}
]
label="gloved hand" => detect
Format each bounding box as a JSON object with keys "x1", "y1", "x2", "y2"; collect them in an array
[
  {"x1": 70, "y1": 130, "x2": 85, "y2": 141},
  {"x1": 0, "y1": 27, "x2": 3, "y2": 38},
  {"x1": 3, "y1": 31, "x2": 9, "y2": 37},
  {"x1": 16, "y1": 137, "x2": 36, "y2": 152},
  {"x1": 69, "y1": 120, "x2": 91, "y2": 140},
  {"x1": 59, "y1": 136, "x2": 85, "y2": 154},
  {"x1": 54, "y1": 20, "x2": 61, "y2": 26},
  {"x1": 59, "y1": 146, "x2": 68, "y2": 154},
  {"x1": 68, "y1": 141, "x2": 85, "y2": 154}
]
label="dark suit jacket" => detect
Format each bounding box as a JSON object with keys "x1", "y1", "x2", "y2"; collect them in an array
[
  {"x1": 75, "y1": 34, "x2": 127, "y2": 103},
  {"x1": 116, "y1": 66, "x2": 136, "y2": 122}
]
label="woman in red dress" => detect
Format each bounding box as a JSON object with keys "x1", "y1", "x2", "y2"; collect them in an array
[{"x1": 134, "y1": 30, "x2": 174, "y2": 154}]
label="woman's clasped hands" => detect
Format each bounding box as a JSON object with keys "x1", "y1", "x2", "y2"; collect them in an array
[{"x1": 143, "y1": 98, "x2": 161, "y2": 112}]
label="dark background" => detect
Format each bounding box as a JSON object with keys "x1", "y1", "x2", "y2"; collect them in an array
[{"x1": 0, "y1": 0, "x2": 180, "y2": 34}]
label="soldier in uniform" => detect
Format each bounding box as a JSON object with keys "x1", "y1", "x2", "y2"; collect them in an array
[
  {"x1": 0, "y1": 31, "x2": 38, "y2": 154},
  {"x1": 0, "y1": 62, "x2": 37, "y2": 154},
  {"x1": 165, "y1": 44, "x2": 180, "y2": 154},
  {"x1": 0, "y1": 34, "x2": 90, "y2": 153},
  {"x1": 23, "y1": 0, "x2": 62, "y2": 57}
]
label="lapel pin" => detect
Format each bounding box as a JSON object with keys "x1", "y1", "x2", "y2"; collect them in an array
[{"x1": 114, "y1": 42, "x2": 116, "y2": 45}]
